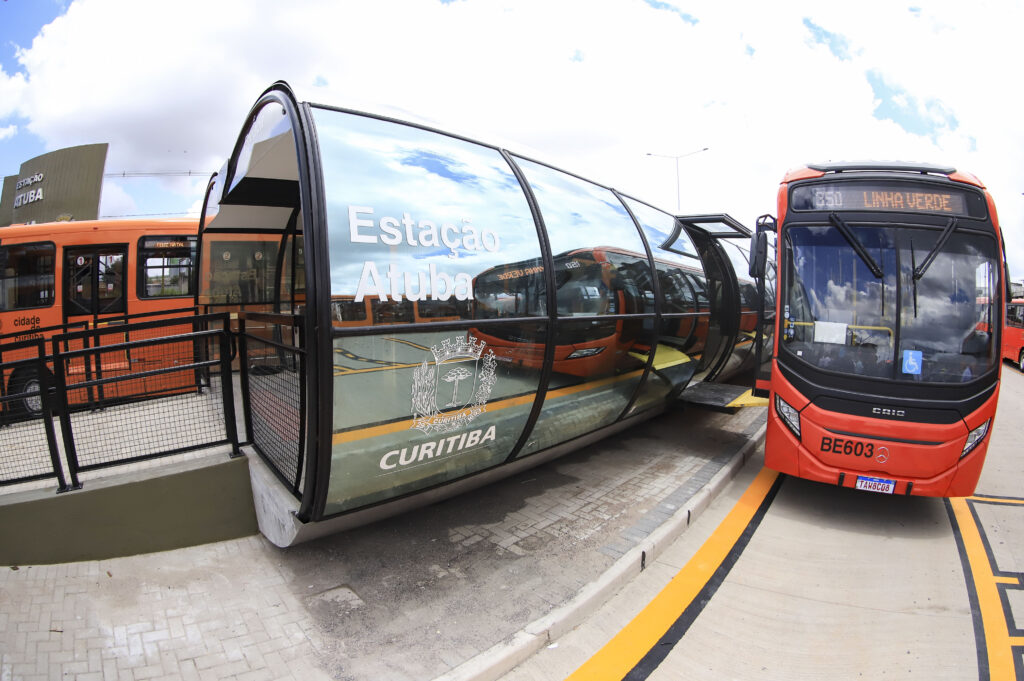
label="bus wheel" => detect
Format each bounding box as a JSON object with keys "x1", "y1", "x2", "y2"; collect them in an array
[
  {"x1": 1019, "y1": 349, "x2": 1024, "y2": 373},
  {"x1": 8, "y1": 370, "x2": 47, "y2": 417}
]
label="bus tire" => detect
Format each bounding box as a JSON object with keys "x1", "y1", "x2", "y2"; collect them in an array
[
  {"x1": 8, "y1": 369, "x2": 49, "y2": 418},
  {"x1": 1019, "y1": 348, "x2": 1024, "y2": 373}
]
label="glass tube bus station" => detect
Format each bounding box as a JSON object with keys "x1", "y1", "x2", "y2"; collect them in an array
[{"x1": 197, "y1": 81, "x2": 764, "y2": 546}]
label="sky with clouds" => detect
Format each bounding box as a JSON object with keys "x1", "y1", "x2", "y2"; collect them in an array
[{"x1": 2, "y1": 0, "x2": 1023, "y2": 277}]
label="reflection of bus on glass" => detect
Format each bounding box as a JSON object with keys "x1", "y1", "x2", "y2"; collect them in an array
[
  {"x1": 1003, "y1": 299, "x2": 1024, "y2": 372},
  {"x1": 0, "y1": 219, "x2": 198, "y2": 414},
  {"x1": 749, "y1": 162, "x2": 1005, "y2": 497},
  {"x1": 331, "y1": 295, "x2": 470, "y2": 327},
  {"x1": 472, "y1": 247, "x2": 710, "y2": 377}
]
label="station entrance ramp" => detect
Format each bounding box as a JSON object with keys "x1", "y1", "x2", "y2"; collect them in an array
[{"x1": 678, "y1": 382, "x2": 768, "y2": 413}]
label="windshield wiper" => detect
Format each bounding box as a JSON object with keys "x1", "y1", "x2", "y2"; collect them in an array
[
  {"x1": 829, "y1": 212, "x2": 883, "y2": 279},
  {"x1": 913, "y1": 217, "x2": 958, "y2": 281}
]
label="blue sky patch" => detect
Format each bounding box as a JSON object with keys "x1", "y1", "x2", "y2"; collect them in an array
[
  {"x1": 866, "y1": 69, "x2": 959, "y2": 141},
  {"x1": 401, "y1": 150, "x2": 478, "y2": 185},
  {"x1": 642, "y1": 0, "x2": 698, "y2": 24},
  {"x1": 803, "y1": 18, "x2": 851, "y2": 61}
]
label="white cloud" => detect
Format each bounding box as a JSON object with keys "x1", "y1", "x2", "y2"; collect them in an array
[
  {"x1": 2, "y1": 0, "x2": 1022, "y2": 273},
  {"x1": 98, "y1": 179, "x2": 137, "y2": 218},
  {"x1": 0, "y1": 124, "x2": 16, "y2": 141}
]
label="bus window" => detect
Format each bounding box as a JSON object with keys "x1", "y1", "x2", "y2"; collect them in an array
[
  {"x1": 473, "y1": 259, "x2": 546, "y2": 319},
  {"x1": 370, "y1": 298, "x2": 414, "y2": 324},
  {"x1": 138, "y1": 236, "x2": 196, "y2": 298},
  {"x1": 0, "y1": 242, "x2": 55, "y2": 311},
  {"x1": 415, "y1": 298, "x2": 469, "y2": 320},
  {"x1": 332, "y1": 297, "x2": 369, "y2": 324}
]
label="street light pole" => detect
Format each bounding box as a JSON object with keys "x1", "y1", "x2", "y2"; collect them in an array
[{"x1": 646, "y1": 147, "x2": 709, "y2": 212}]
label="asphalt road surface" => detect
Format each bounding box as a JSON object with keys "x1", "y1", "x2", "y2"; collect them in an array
[{"x1": 505, "y1": 363, "x2": 1024, "y2": 681}]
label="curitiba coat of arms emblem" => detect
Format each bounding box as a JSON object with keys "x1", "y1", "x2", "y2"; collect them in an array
[{"x1": 411, "y1": 334, "x2": 497, "y2": 434}]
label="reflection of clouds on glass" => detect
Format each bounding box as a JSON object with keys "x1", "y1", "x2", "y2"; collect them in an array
[
  {"x1": 624, "y1": 197, "x2": 699, "y2": 264},
  {"x1": 790, "y1": 224, "x2": 998, "y2": 358},
  {"x1": 902, "y1": 243, "x2": 997, "y2": 351},
  {"x1": 514, "y1": 157, "x2": 647, "y2": 256},
  {"x1": 401, "y1": 150, "x2": 481, "y2": 187},
  {"x1": 312, "y1": 108, "x2": 541, "y2": 299}
]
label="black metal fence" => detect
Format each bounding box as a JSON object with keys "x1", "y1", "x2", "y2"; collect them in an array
[
  {"x1": 239, "y1": 312, "x2": 305, "y2": 500},
  {"x1": 0, "y1": 313, "x2": 238, "y2": 492}
]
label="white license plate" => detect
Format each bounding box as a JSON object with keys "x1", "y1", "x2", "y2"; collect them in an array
[{"x1": 855, "y1": 476, "x2": 896, "y2": 494}]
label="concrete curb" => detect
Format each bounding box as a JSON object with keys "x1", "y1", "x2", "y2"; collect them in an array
[{"x1": 433, "y1": 423, "x2": 767, "y2": 681}]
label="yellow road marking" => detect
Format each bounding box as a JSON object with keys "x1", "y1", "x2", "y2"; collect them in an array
[
  {"x1": 970, "y1": 495, "x2": 1024, "y2": 506},
  {"x1": 383, "y1": 337, "x2": 431, "y2": 351},
  {"x1": 565, "y1": 467, "x2": 779, "y2": 681},
  {"x1": 949, "y1": 497, "x2": 1018, "y2": 680}
]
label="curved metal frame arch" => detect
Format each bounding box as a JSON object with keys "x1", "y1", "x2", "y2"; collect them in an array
[{"x1": 213, "y1": 81, "x2": 327, "y2": 522}]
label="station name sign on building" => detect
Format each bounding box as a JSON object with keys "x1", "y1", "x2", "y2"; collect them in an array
[{"x1": 0, "y1": 143, "x2": 108, "y2": 227}]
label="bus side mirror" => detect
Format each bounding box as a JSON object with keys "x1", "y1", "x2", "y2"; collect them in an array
[
  {"x1": 749, "y1": 214, "x2": 776, "y2": 279},
  {"x1": 749, "y1": 231, "x2": 767, "y2": 279}
]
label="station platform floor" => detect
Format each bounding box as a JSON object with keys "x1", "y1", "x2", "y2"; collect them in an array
[{"x1": 0, "y1": 402, "x2": 767, "y2": 681}]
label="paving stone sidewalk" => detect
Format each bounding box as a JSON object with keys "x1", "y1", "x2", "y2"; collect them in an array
[{"x1": 1, "y1": 404, "x2": 766, "y2": 681}]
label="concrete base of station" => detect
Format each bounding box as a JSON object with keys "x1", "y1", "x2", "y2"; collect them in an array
[{"x1": 0, "y1": 450, "x2": 258, "y2": 565}]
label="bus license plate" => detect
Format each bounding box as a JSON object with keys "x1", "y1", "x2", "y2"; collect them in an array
[{"x1": 855, "y1": 476, "x2": 895, "y2": 494}]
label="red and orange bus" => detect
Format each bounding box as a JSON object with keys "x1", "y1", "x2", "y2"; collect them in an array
[
  {"x1": 749, "y1": 162, "x2": 1005, "y2": 496},
  {"x1": 1003, "y1": 298, "x2": 1024, "y2": 372},
  {"x1": 471, "y1": 247, "x2": 710, "y2": 377},
  {"x1": 0, "y1": 218, "x2": 198, "y2": 414}
]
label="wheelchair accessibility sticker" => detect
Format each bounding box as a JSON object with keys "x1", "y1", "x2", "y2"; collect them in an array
[{"x1": 902, "y1": 350, "x2": 922, "y2": 375}]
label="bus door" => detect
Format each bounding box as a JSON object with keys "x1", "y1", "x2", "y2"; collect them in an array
[
  {"x1": 749, "y1": 215, "x2": 777, "y2": 396},
  {"x1": 63, "y1": 245, "x2": 129, "y2": 399},
  {"x1": 675, "y1": 215, "x2": 751, "y2": 383}
]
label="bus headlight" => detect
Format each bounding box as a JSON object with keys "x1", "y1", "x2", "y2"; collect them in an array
[
  {"x1": 775, "y1": 394, "x2": 801, "y2": 438},
  {"x1": 567, "y1": 347, "x2": 605, "y2": 359},
  {"x1": 961, "y1": 419, "x2": 991, "y2": 458}
]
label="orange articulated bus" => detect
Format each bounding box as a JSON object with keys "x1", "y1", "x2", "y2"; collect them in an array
[
  {"x1": 749, "y1": 162, "x2": 1006, "y2": 497},
  {"x1": 0, "y1": 218, "x2": 198, "y2": 415}
]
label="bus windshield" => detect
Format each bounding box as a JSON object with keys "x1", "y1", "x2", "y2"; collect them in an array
[{"x1": 782, "y1": 222, "x2": 999, "y2": 383}]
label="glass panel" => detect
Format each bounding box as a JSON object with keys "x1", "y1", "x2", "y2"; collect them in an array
[
  {"x1": 202, "y1": 238, "x2": 279, "y2": 305},
  {"x1": 624, "y1": 197, "x2": 700, "y2": 259},
  {"x1": 510, "y1": 161, "x2": 656, "y2": 447},
  {"x1": 897, "y1": 231, "x2": 998, "y2": 382},
  {"x1": 96, "y1": 252, "x2": 125, "y2": 314},
  {"x1": 518, "y1": 319, "x2": 652, "y2": 456},
  {"x1": 312, "y1": 108, "x2": 543, "y2": 324},
  {"x1": 277, "y1": 234, "x2": 305, "y2": 314},
  {"x1": 783, "y1": 224, "x2": 999, "y2": 383},
  {"x1": 326, "y1": 323, "x2": 545, "y2": 514},
  {"x1": 65, "y1": 250, "x2": 93, "y2": 315},
  {"x1": 230, "y1": 100, "x2": 296, "y2": 193},
  {"x1": 622, "y1": 197, "x2": 707, "y2": 409},
  {"x1": 0, "y1": 243, "x2": 55, "y2": 312},
  {"x1": 783, "y1": 224, "x2": 898, "y2": 378},
  {"x1": 513, "y1": 158, "x2": 652, "y2": 316}
]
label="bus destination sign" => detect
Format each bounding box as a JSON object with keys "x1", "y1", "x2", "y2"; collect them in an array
[{"x1": 792, "y1": 182, "x2": 982, "y2": 217}]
